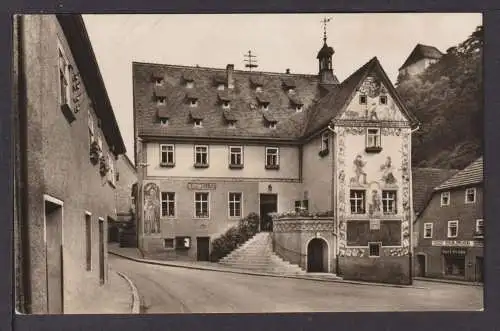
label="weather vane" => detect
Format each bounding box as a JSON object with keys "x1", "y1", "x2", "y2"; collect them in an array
[
  {"x1": 321, "y1": 17, "x2": 332, "y2": 43},
  {"x1": 244, "y1": 50, "x2": 258, "y2": 71}
]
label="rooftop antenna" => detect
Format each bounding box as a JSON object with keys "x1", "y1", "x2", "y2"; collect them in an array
[
  {"x1": 244, "y1": 50, "x2": 258, "y2": 71},
  {"x1": 321, "y1": 17, "x2": 332, "y2": 44}
]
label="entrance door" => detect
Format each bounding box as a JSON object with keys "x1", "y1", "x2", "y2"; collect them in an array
[
  {"x1": 259, "y1": 194, "x2": 277, "y2": 232},
  {"x1": 417, "y1": 254, "x2": 426, "y2": 277},
  {"x1": 476, "y1": 257, "x2": 484, "y2": 282},
  {"x1": 98, "y1": 219, "x2": 105, "y2": 284},
  {"x1": 197, "y1": 237, "x2": 210, "y2": 261},
  {"x1": 45, "y1": 199, "x2": 64, "y2": 314},
  {"x1": 307, "y1": 238, "x2": 327, "y2": 272}
]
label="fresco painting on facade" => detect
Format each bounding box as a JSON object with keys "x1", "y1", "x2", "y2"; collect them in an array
[
  {"x1": 351, "y1": 155, "x2": 368, "y2": 186},
  {"x1": 380, "y1": 156, "x2": 396, "y2": 185},
  {"x1": 143, "y1": 182, "x2": 161, "y2": 234}
]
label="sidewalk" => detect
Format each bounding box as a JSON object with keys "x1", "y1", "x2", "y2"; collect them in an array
[
  {"x1": 414, "y1": 277, "x2": 483, "y2": 287},
  {"x1": 67, "y1": 267, "x2": 140, "y2": 314},
  {"x1": 108, "y1": 244, "x2": 425, "y2": 289}
]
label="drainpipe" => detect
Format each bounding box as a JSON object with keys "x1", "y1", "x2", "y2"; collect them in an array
[
  {"x1": 327, "y1": 124, "x2": 338, "y2": 274},
  {"x1": 16, "y1": 14, "x2": 32, "y2": 313}
]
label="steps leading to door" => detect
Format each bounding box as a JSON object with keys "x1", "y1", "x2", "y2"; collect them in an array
[{"x1": 218, "y1": 232, "x2": 306, "y2": 275}]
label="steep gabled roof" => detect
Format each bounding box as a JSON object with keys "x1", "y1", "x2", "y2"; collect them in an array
[
  {"x1": 434, "y1": 157, "x2": 483, "y2": 191},
  {"x1": 399, "y1": 44, "x2": 444, "y2": 70},
  {"x1": 412, "y1": 167, "x2": 460, "y2": 216},
  {"x1": 303, "y1": 57, "x2": 419, "y2": 138}
]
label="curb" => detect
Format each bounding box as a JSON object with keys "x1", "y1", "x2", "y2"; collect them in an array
[
  {"x1": 110, "y1": 251, "x2": 425, "y2": 289},
  {"x1": 413, "y1": 277, "x2": 483, "y2": 287},
  {"x1": 116, "y1": 270, "x2": 141, "y2": 314}
]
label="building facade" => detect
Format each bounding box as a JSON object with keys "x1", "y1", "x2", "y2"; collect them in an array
[
  {"x1": 13, "y1": 14, "x2": 126, "y2": 313},
  {"x1": 398, "y1": 44, "x2": 443, "y2": 78},
  {"x1": 413, "y1": 157, "x2": 484, "y2": 282},
  {"x1": 133, "y1": 36, "x2": 419, "y2": 283}
]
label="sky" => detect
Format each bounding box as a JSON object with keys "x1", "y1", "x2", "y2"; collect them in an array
[{"x1": 82, "y1": 13, "x2": 482, "y2": 162}]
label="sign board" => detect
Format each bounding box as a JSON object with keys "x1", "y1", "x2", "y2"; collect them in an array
[
  {"x1": 431, "y1": 240, "x2": 478, "y2": 247},
  {"x1": 442, "y1": 247, "x2": 467, "y2": 256},
  {"x1": 370, "y1": 219, "x2": 380, "y2": 230},
  {"x1": 187, "y1": 182, "x2": 216, "y2": 190}
]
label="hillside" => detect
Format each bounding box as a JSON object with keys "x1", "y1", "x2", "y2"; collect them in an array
[{"x1": 396, "y1": 26, "x2": 483, "y2": 170}]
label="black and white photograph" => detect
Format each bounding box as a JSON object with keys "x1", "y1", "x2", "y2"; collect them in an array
[{"x1": 13, "y1": 13, "x2": 483, "y2": 315}]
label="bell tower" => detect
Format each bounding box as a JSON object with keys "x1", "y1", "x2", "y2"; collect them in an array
[{"x1": 317, "y1": 17, "x2": 339, "y2": 85}]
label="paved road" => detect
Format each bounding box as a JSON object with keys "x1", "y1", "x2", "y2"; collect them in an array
[{"x1": 109, "y1": 255, "x2": 483, "y2": 313}]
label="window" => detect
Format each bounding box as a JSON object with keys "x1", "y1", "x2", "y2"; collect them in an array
[
  {"x1": 195, "y1": 192, "x2": 209, "y2": 218},
  {"x1": 321, "y1": 132, "x2": 330, "y2": 152},
  {"x1": 465, "y1": 188, "x2": 476, "y2": 204},
  {"x1": 194, "y1": 145, "x2": 209, "y2": 167},
  {"x1": 190, "y1": 99, "x2": 198, "y2": 107},
  {"x1": 160, "y1": 118, "x2": 168, "y2": 126},
  {"x1": 475, "y1": 219, "x2": 484, "y2": 236},
  {"x1": 222, "y1": 101, "x2": 230, "y2": 109},
  {"x1": 229, "y1": 146, "x2": 243, "y2": 168},
  {"x1": 228, "y1": 193, "x2": 242, "y2": 218},
  {"x1": 366, "y1": 128, "x2": 381, "y2": 148},
  {"x1": 85, "y1": 213, "x2": 92, "y2": 271},
  {"x1": 359, "y1": 94, "x2": 367, "y2": 105},
  {"x1": 448, "y1": 220, "x2": 459, "y2": 238},
  {"x1": 294, "y1": 200, "x2": 302, "y2": 212},
  {"x1": 157, "y1": 96, "x2": 166, "y2": 105},
  {"x1": 296, "y1": 104, "x2": 303, "y2": 112},
  {"x1": 267, "y1": 122, "x2": 277, "y2": 129},
  {"x1": 186, "y1": 81, "x2": 194, "y2": 89},
  {"x1": 194, "y1": 119, "x2": 203, "y2": 128},
  {"x1": 217, "y1": 84, "x2": 225, "y2": 91},
  {"x1": 160, "y1": 144, "x2": 175, "y2": 166},
  {"x1": 261, "y1": 104, "x2": 269, "y2": 111},
  {"x1": 380, "y1": 95, "x2": 388, "y2": 105},
  {"x1": 423, "y1": 223, "x2": 433, "y2": 239},
  {"x1": 441, "y1": 191, "x2": 450, "y2": 206},
  {"x1": 368, "y1": 242, "x2": 381, "y2": 257},
  {"x1": 107, "y1": 152, "x2": 115, "y2": 186},
  {"x1": 382, "y1": 191, "x2": 397, "y2": 214},
  {"x1": 228, "y1": 122, "x2": 236, "y2": 129},
  {"x1": 58, "y1": 44, "x2": 70, "y2": 106},
  {"x1": 164, "y1": 238, "x2": 174, "y2": 249},
  {"x1": 265, "y1": 147, "x2": 279, "y2": 169},
  {"x1": 255, "y1": 86, "x2": 263, "y2": 93},
  {"x1": 350, "y1": 190, "x2": 366, "y2": 214},
  {"x1": 88, "y1": 111, "x2": 95, "y2": 145},
  {"x1": 161, "y1": 192, "x2": 175, "y2": 217},
  {"x1": 155, "y1": 78, "x2": 164, "y2": 86},
  {"x1": 294, "y1": 200, "x2": 309, "y2": 212}
]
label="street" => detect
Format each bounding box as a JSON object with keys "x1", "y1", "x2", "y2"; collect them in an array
[{"x1": 109, "y1": 255, "x2": 483, "y2": 313}]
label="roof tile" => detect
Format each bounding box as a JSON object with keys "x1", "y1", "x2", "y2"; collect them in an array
[{"x1": 434, "y1": 157, "x2": 483, "y2": 191}]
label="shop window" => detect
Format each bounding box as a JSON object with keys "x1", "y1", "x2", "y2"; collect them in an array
[{"x1": 444, "y1": 254, "x2": 465, "y2": 277}]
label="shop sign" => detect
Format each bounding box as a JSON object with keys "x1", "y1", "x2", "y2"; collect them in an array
[
  {"x1": 442, "y1": 247, "x2": 467, "y2": 256},
  {"x1": 187, "y1": 182, "x2": 216, "y2": 190},
  {"x1": 432, "y1": 240, "x2": 476, "y2": 247}
]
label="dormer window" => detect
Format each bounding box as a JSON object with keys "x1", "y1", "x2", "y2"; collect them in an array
[
  {"x1": 190, "y1": 99, "x2": 198, "y2": 107},
  {"x1": 228, "y1": 122, "x2": 236, "y2": 129},
  {"x1": 222, "y1": 101, "x2": 230, "y2": 109},
  {"x1": 288, "y1": 88, "x2": 295, "y2": 94},
  {"x1": 296, "y1": 105, "x2": 303, "y2": 112},
  {"x1": 261, "y1": 103, "x2": 269, "y2": 111},
  {"x1": 268, "y1": 122, "x2": 277, "y2": 129},
  {"x1": 186, "y1": 81, "x2": 194, "y2": 89},
  {"x1": 360, "y1": 95, "x2": 367, "y2": 105},
  {"x1": 217, "y1": 83, "x2": 225, "y2": 91},
  {"x1": 157, "y1": 97, "x2": 166, "y2": 105},
  {"x1": 256, "y1": 86, "x2": 263, "y2": 92},
  {"x1": 194, "y1": 119, "x2": 202, "y2": 128},
  {"x1": 154, "y1": 77, "x2": 164, "y2": 86}
]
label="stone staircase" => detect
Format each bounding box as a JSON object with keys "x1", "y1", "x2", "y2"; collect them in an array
[{"x1": 218, "y1": 232, "x2": 306, "y2": 275}]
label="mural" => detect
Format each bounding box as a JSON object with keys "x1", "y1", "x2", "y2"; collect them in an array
[
  {"x1": 337, "y1": 127, "x2": 347, "y2": 257},
  {"x1": 350, "y1": 155, "x2": 367, "y2": 186},
  {"x1": 143, "y1": 182, "x2": 161, "y2": 234},
  {"x1": 367, "y1": 182, "x2": 382, "y2": 218},
  {"x1": 400, "y1": 131, "x2": 411, "y2": 253},
  {"x1": 340, "y1": 75, "x2": 407, "y2": 122},
  {"x1": 380, "y1": 156, "x2": 397, "y2": 185}
]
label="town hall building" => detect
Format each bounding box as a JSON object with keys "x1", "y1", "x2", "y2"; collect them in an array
[{"x1": 132, "y1": 31, "x2": 419, "y2": 283}]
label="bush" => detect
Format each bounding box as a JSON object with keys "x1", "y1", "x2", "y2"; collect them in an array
[{"x1": 210, "y1": 213, "x2": 260, "y2": 262}]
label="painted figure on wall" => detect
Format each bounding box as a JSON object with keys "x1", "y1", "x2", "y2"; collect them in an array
[
  {"x1": 380, "y1": 156, "x2": 397, "y2": 185},
  {"x1": 351, "y1": 155, "x2": 367, "y2": 185},
  {"x1": 368, "y1": 189, "x2": 382, "y2": 217},
  {"x1": 143, "y1": 182, "x2": 161, "y2": 234}
]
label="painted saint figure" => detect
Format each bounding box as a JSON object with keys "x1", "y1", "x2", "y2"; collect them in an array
[
  {"x1": 380, "y1": 156, "x2": 396, "y2": 185},
  {"x1": 352, "y1": 155, "x2": 367, "y2": 185},
  {"x1": 369, "y1": 189, "x2": 382, "y2": 217},
  {"x1": 143, "y1": 183, "x2": 161, "y2": 234}
]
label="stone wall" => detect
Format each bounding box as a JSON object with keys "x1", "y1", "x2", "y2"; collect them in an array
[{"x1": 339, "y1": 256, "x2": 411, "y2": 284}]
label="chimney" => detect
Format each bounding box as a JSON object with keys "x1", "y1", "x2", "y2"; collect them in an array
[
  {"x1": 226, "y1": 64, "x2": 234, "y2": 89},
  {"x1": 286, "y1": 68, "x2": 290, "y2": 74}
]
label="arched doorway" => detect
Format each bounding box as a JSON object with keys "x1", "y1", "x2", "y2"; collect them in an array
[
  {"x1": 416, "y1": 254, "x2": 426, "y2": 277},
  {"x1": 307, "y1": 238, "x2": 328, "y2": 272}
]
